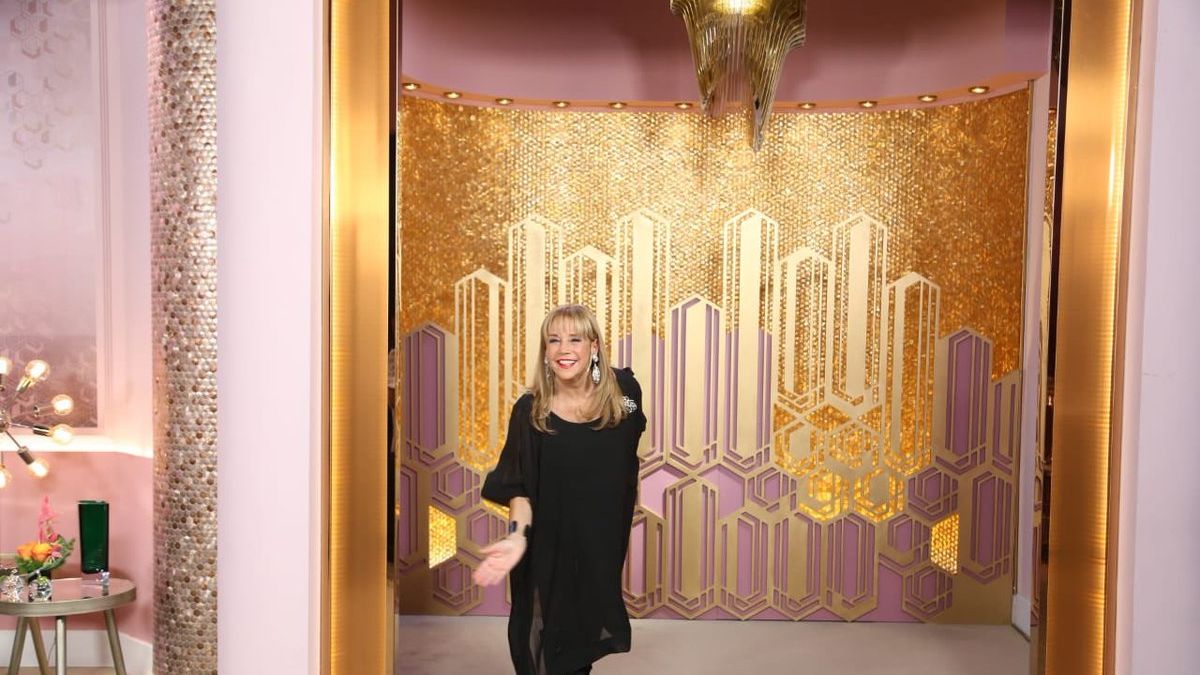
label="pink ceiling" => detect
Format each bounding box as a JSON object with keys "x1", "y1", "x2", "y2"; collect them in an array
[{"x1": 401, "y1": 0, "x2": 1052, "y2": 104}]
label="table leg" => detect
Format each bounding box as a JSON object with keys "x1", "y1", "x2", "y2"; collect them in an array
[
  {"x1": 28, "y1": 619, "x2": 49, "y2": 675},
  {"x1": 103, "y1": 610, "x2": 128, "y2": 675},
  {"x1": 53, "y1": 616, "x2": 65, "y2": 675},
  {"x1": 7, "y1": 617, "x2": 27, "y2": 675}
]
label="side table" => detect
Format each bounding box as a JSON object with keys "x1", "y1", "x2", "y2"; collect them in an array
[{"x1": 0, "y1": 578, "x2": 136, "y2": 675}]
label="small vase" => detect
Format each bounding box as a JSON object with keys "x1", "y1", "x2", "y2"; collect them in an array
[
  {"x1": 0, "y1": 571, "x2": 24, "y2": 602},
  {"x1": 27, "y1": 571, "x2": 52, "y2": 602}
]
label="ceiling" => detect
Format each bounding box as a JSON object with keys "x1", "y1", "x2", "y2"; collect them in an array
[{"x1": 401, "y1": 0, "x2": 1052, "y2": 109}]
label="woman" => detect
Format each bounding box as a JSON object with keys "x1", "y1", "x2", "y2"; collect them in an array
[{"x1": 475, "y1": 304, "x2": 646, "y2": 675}]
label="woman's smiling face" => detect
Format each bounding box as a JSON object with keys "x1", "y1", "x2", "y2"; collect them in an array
[{"x1": 544, "y1": 317, "x2": 597, "y2": 385}]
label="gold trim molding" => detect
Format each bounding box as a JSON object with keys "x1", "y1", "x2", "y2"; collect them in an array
[
  {"x1": 328, "y1": 0, "x2": 391, "y2": 672},
  {"x1": 1043, "y1": 0, "x2": 1143, "y2": 672}
]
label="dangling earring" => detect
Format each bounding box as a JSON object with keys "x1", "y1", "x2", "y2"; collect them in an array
[{"x1": 591, "y1": 353, "x2": 600, "y2": 384}]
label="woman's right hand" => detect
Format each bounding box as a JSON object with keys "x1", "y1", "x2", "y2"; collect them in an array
[{"x1": 472, "y1": 534, "x2": 527, "y2": 586}]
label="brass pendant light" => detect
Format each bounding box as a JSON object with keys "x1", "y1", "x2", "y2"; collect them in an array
[{"x1": 670, "y1": 0, "x2": 807, "y2": 149}]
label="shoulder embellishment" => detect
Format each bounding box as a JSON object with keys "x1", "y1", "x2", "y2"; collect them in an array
[{"x1": 621, "y1": 395, "x2": 638, "y2": 414}]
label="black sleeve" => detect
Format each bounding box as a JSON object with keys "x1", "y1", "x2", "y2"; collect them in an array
[
  {"x1": 615, "y1": 366, "x2": 647, "y2": 434},
  {"x1": 481, "y1": 394, "x2": 533, "y2": 507},
  {"x1": 615, "y1": 368, "x2": 646, "y2": 555}
]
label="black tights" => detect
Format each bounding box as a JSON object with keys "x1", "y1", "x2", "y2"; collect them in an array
[{"x1": 569, "y1": 667, "x2": 593, "y2": 674}]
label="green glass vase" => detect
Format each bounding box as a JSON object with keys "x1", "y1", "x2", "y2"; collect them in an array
[{"x1": 78, "y1": 500, "x2": 109, "y2": 576}]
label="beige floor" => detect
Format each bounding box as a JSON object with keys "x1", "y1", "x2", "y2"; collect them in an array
[
  {"x1": 396, "y1": 615, "x2": 1030, "y2": 675},
  {"x1": 16, "y1": 670, "x2": 115, "y2": 674}
]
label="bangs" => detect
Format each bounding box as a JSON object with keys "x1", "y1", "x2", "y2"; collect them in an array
[{"x1": 542, "y1": 306, "x2": 595, "y2": 340}]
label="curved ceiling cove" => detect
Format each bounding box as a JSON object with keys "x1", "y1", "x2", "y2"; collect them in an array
[{"x1": 401, "y1": 0, "x2": 1051, "y2": 110}]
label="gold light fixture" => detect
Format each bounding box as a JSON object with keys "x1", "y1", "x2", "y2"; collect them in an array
[
  {"x1": 918, "y1": 94, "x2": 938, "y2": 103},
  {"x1": 671, "y1": 0, "x2": 807, "y2": 149},
  {"x1": 968, "y1": 85, "x2": 990, "y2": 95},
  {"x1": 859, "y1": 100, "x2": 877, "y2": 109},
  {"x1": 495, "y1": 97, "x2": 513, "y2": 105},
  {"x1": 609, "y1": 102, "x2": 626, "y2": 109},
  {"x1": 443, "y1": 91, "x2": 462, "y2": 100},
  {"x1": 401, "y1": 82, "x2": 419, "y2": 91},
  {"x1": 798, "y1": 101, "x2": 816, "y2": 109},
  {"x1": 552, "y1": 101, "x2": 569, "y2": 108},
  {"x1": 0, "y1": 356, "x2": 74, "y2": 486},
  {"x1": 674, "y1": 102, "x2": 693, "y2": 110}
]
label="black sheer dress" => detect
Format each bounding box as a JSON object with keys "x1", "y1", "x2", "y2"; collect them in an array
[{"x1": 481, "y1": 368, "x2": 646, "y2": 675}]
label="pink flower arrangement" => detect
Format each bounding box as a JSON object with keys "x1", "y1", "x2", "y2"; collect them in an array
[{"x1": 15, "y1": 497, "x2": 74, "y2": 575}]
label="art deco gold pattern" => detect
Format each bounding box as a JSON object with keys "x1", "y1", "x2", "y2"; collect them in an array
[
  {"x1": 396, "y1": 92, "x2": 1029, "y2": 623},
  {"x1": 931, "y1": 514, "x2": 960, "y2": 574},
  {"x1": 147, "y1": 1, "x2": 218, "y2": 671},
  {"x1": 428, "y1": 505, "x2": 458, "y2": 568}
]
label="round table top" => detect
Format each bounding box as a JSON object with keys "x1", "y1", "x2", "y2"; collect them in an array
[{"x1": 0, "y1": 578, "x2": 136, "y2": 617}]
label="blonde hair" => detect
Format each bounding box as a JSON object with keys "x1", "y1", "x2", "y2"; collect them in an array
[{"x1": 529, "y1": 304, "x2": 626, "y2": 433}]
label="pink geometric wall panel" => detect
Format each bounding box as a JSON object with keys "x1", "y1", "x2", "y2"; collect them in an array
[
  {"x1": 718, "y1": 510, "x2": 770, "y2": 618},
  {"x1": 403, "y1": 324, "x2": 452, "y2": 466},
  {"x1": 936, "y1": 330, "x2": 992, "y2": 475},
  {"x1": 623, "y1": 508, "x2": 666, "y2": 615},
  {"x1": 771, "y1": 512, "x2": 821, "y2": 619},
  {"x1": 908, "y1": 467, "x2": 960, "y2": 523},
  {"x1": 989, "y1": 373, "x2": 1021, "y2": 476},
  {"x1": 902, "y1": 564, "x2": 954, "y2": 620},
  {"x1": 824, "y1": 514, "x2": 878, "y2": 620},
  {"x1": 666, "y1": 477, "x2": 719, "y2": 617},
  {"x1": 396, "y1": 209, "x2": 1023, "y2": 626},
  {"x1": 880, "y1": 515, "x2": 931, "y2": 573},
  {"x1": 964, "y1": 472, "x2": 1014, "y2": 583}
]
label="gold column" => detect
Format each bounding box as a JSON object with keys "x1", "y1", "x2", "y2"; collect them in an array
[
  {"x1": 329, "y1": 0, "x2": 391, "y2": 671},
  {"x1": 1044, "y1": 0, "x2": 1143, "y2": 672},
  {"x1": 147, "y1": 1, "x2": 218, "y2": 672}
]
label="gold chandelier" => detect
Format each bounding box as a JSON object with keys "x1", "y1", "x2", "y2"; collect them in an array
[{"x1": 670, "y1": 0, "x2": 807, "y2": 149}]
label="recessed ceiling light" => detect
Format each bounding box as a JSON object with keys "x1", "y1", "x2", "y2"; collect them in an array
[
  {"x1": 859, "y1": 100, "x2": 877, "y2": 109},
  {"x1": 402, "y1": 82, "x2": 419, "y2": 91},
  {"x1": 444, "y1": 91, "x2": 461, "y2": 99},
  {"x1": 918, "y1": 94, "x2": 937, "y2": 103},
  {"x1": 968, "y1": 85, "x2": 990, "y2": 95},
  {"x1": 674, "y1": 102, "x2": 693, "y2": 110},
  {"x1": 609, "y1": 102, "x2": 626, "y2": 109},
  {"x1": 553, "y1": 101, "x2": 569, "y2": 108},
  {"x1": 496, "y1": 98, "x2": 513, "y2": 105},
  {"x1": 799, "y1": 102, "x2": 816, "y2": 109}
]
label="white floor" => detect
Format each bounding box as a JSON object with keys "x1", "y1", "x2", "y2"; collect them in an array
[{"x1": 395, "y1": 615, "x2": 1030, "y2": 675}]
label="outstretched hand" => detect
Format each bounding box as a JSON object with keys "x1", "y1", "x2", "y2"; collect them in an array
[{"x1": 472, "y1": 534, "x2": 527, "y2": 587}]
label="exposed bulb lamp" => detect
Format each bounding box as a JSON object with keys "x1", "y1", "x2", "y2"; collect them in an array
[{"x1": 0, "y1": 356, "x2": 74, "y2": 487}]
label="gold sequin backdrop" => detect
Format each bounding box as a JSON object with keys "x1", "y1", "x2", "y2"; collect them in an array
[{"x1": 396, "y1": 91, "x2": 1029, "y2": 623}]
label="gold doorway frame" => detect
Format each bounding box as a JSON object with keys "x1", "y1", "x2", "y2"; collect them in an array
[
  {"x1": 1039, "y1": 0, "x2": 1143, "y2": 672},
  {"x1": 320, "y1": 0, "x2": 1147, "y2": 672},
  {"x1": 326, "y1": 0, "x2": 392, "y2": 672}
]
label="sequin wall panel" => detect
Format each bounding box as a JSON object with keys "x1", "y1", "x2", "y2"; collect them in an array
[{"x1": 396, "y1": 91, "x2": 1029, "y2": 623}]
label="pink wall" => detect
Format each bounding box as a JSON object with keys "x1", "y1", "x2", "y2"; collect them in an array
[
  {"x1": 402, "y1": 0, "x2": 1051, "y2": 103},
  {"x1": 1014, "y1": 74, "x2": 1052, "y2": 634},
  {"x1": 0, "y1": 0, "x2": 101, "y2": 421},
  {"x1": 102, "y1": 0, "x2": 154, "y2": 456},
  {"x1": 1117, "y1": 0, "x2": 1200, "y2": 673},
  {"x1": 0, "y1": 0, "x2": 155, "y2": 646},
  {"x1": 216, "y1": 0, "x2": 325, "y2": 672},
  {"x1": 0, "y1": 453, "x2": 153, "y2": 641}
]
